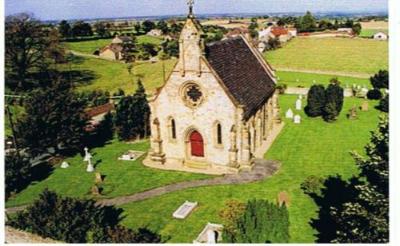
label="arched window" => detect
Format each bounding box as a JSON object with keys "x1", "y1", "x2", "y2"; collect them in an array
[
  {"x1": 171, "y1": 119, "x2": 176, "y2": 139},
  {"x1": 217, "y1": 123, "x2": 222, "y2": 145}
]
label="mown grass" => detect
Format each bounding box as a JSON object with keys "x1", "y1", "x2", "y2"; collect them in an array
[
  {"x1": 60, "y1": 56, "x2": 176, "y2": 95},
  {"x1": 63, "y1": 35, "x2": 164, "y2": 54},
  {"x1": 265, "y1": 37, "x2": 388, "y2": 76},
  {"x1": 6, "y1": 140, "x2": 211, "y2": 208},
  {"x1": 359, "y1": 29, "x2": 388, "y2": 38},
  {"x1": 4, "y1": 105, "x2": 24, "y2": 138},
  {"x1": 276, "y1": 70, "x2": 370, "y2": 88},
  {"x1": 118, "y1": 95, "x2": 381, "y2": 243}
]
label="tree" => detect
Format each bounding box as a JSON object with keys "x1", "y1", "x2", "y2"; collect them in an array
[
  {"x1": 367, "y1": 89, "x2": 382, "y2": 100},
  {"x1": 224, "y1": 199, "x2": 290, "y2": 243},
  {"x1": 46, "y1": 28, "x2": 66, "y2": 64},
  {"x1": 71, "y1": 21, "x2": 93, "y2": 37},
  {"x1": 5, "y1": 152, "x2": 32, "y2": 197},
  {"x1": 296, "y1": 11, "x2": 317, "y2": 32},
  {"x1": 277, "y1": 19, "x2": 285, "y2": 26},
  {"x1": 16, "y1": 78, "x2": 88, "y2": 156},
  {"x1": 94, "y1": 21, "x2": 110, "y2": 37},
  {"x1": 142, "y1": 20, "x2": 156, "y2": 33},
  {"x1": 370, "y1": 70, "x2": 388, "y2": 89},
  {"x1": 133, "y1": 22, "x2": 142, "y2": 34},
  {"x1": 59, "y1": 20, "x2": 71, "y2": 38},
  {"x1": 161, "y1": 39, "x2": 179, "y2": 58},
  {"x1": 5, "y1": 13, "x2": 49, "y2": 89},
  {"x1": 310, "y1": 115, "x2": 388, "y2": 243},
  {"x1": 322, "y1": 79, "x2": 343, "y2": 122},
  {"x1": 115, "y1": 80, "x2": 150, "y2": 140},
  {"x1": 304, "y1": 85, "x2": 326, "y2": 117},
  {"x1": 352, "y1": 23, "x2": 362, "y2": 35},
  {"x1": 219, "y1": 200, "x2": 246, "y2": 242},
  {"x1": 156, "y1": 20, "x2": 169, "y2": 34}
]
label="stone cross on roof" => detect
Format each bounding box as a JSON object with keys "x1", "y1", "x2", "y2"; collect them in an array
[{"x1": 187, "y1": 0, "x2": 195, "y2": 17}]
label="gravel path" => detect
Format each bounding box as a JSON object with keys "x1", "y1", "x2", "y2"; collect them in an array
[{"x1": 7, "y1": 159, "x2": 280, "y2": 212}]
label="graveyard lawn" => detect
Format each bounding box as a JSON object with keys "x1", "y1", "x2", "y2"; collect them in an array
[
  {"x1": 64, "y1": 35, "x2": 164, "y2": 55},
  {"x1": 119, "y1": 95, "x2": 382, "y2": 243},
  {"x1": 276, "y1": 71, "x2": 370, "y2": 88},
  {"x1": 265, "y1": 37, "x2": 388, "y2": 76},
  {"x1": 5, "y1": 140, "x2": 211, "y2": 208},
  {"x1": 59, "y1": 55, "x2": 176, "y2": 95}
]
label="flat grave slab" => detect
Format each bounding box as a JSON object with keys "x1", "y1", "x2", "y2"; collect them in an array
[{"x1": 172, "y1": 201, "x2": 198, "y2": 219}]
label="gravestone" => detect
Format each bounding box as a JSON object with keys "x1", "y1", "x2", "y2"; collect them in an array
[
  {"x1": 285, "y1": 108, "x2": 294, "y2": 119},
  {"x1": 298, "y1": 94, "x2": 303, "y2": 100},
  {"x1": 87, "y1": 163, "x2": 94, "y2": 172},
  {"x1": 293, "y1": 115, "x2": 301, "y2": 124},
  {"x1": 277, "y1": 191, "x2": 291, "y2": 207},
  {"x1": 360, "y1": 101, "x2": 369, "y2": 111},
  {"x1": 60, "y1": 161, "x2": 69, "y2": 169},
  {"x1": 173, "y1": 201, "x2": 198, "y2": 219},
  {"x1": 347, "y1": 106, "x2": 357, "y2": 120},
  {"x1": 95, "y1": 172, "x2": 103, "y2": 183},
  {"x1": 295, "y1": 98, "x2": 302, "y2": 110}
]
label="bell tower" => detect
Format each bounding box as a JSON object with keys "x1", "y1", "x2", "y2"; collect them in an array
[{"x1": 179, "y1": 0, "x2": 204, "y2": 76}]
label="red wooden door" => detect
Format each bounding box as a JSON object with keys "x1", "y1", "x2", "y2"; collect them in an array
[{"x1": 190, "y1": 131, "x2": 204, "y2": 157}]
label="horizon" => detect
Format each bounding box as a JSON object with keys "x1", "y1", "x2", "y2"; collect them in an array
[{"x1": 6, "y1": 0, "x2": 388, "y2": 21}]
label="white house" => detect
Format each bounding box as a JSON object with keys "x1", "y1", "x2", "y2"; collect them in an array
[{"x1": 373, "y1": 32, "x2": 388, "y2": 41}]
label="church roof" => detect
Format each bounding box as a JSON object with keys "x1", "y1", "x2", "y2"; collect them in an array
[{"x1": 205, "y1": 36, "x2": 276, "y2": 120}]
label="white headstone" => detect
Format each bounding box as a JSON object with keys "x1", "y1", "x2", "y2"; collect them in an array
[
  {"x1": 294, "y1": 115, "x2": 301, "y2": 124},
  {"x1": 295, "y1": 99, "x2": 302, "y2": 110},
  {"x1": 61, "y1": 161, "x2": 69, "y2": 169},
  {"x1": 298, "y1": 94, "x2": 303, "y2": 100},
  {"x1": 285, "y1": 108, "x2": 294, "y2": 119}
]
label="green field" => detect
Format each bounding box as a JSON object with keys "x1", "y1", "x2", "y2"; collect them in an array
[
  {"x1": 6, "y1": 140, "x2": 211, "y2": 208},
  {"x1": 64, "y1": 35, "x2": 164, "y2": 54},
  {"x1": 359, "y1": 29, "x2": 388, "y2": 38},
  {"x1": 118, "y1": 95, "x2": 381, "y2": 243},
  {"x1": 61, "y1": 56, "x2": 175, "y2": 95},
  {"x1": 276, "y1": 71, "x2": 370, "y2": 88},
  {"x1": 265, "y1": 37, "x2": 388, "y2": 76}
]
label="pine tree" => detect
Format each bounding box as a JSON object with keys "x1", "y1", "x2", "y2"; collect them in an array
[
  {"x1": 115, "y1": 79, "x2": 150, "y2": 140},
  {"x1": 16, "y1": 78, "x2": 88, "y2": 156},
  {"x1": 305, "y1": 85, "x2": 326, "y2": 117},
  {"x1": 370, "y1": 70, "x2": 388, "y2": 89},
  {"x1": 5, "y1": 152, "x2": 32, "y2": 197},
  {"x1": 322, "y1": 79, "x2": 343, "y2": 122}
]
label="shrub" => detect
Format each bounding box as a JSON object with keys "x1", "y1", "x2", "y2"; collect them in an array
[
  {"x1": 275, "y1": 84, "x2": 287, "y2": 94},
  {"x1": 370, "y1": 70, "x2": 388, "y2": 89},
  {"x1": 219, "y1": 200, "x2": 246, "y2": 242},
  {"x1": 7, "y1": 190, "x2": 161, "y2": 243},
  {"x1": 367, "y1": 89, "x2": 382, "y2": 100},
  {"x1": 377, "y1": 94, "x2": 388, "y2": 113},
  {"x1": 225, "y1": 199, "x2": 290, "y2": 243},
  {"x1": 305, "y1": 84, "x2": 326, "y2": 117},
  {"x1": 301, "y1": 176, "x2": 325, "y2": 196},
  {"x1": 322, "y1": 101, "x2": 338, "y2": 122}
]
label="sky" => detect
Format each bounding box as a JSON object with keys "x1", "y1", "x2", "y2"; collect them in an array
[{"x1": 5, "y1": 0, "x2": 388, "y2": 21}]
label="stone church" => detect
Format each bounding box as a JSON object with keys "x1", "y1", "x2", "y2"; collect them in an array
[{"x1": 144, "y1": 6, "x2": 282, "y2": 174}]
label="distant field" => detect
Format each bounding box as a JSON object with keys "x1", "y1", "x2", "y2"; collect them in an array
[
  {"x1": 265, "y1": 37, "x2": 388, "y2": 76},
  {"x1": 60, "y1": 56, "x2": 175, "y2": 94},
  {"x1": 360, "y1": 21, "x2": 388, "y2": 30},
  {"x1": 64, "y1": 35, "x2": 164, "y2": 54},
  {"x1": 276, "y1": 71, "x2": 370, "y2": 88}
]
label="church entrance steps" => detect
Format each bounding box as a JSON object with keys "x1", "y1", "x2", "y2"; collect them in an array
[{"x1": 184, "y1": 160, "x2": 210, "y2": 169}]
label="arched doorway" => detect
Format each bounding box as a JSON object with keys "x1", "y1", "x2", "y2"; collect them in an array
[{"x1": 189, "y1": 130, "x2": 204, "y2": 157}]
